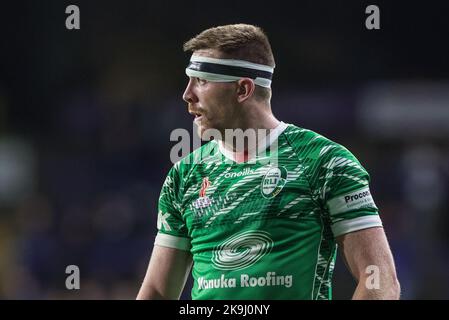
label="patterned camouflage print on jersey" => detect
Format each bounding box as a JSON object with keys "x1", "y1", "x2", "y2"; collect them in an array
[{"x1": 155, "y1": 123, "x2": 382, "y2": 300}]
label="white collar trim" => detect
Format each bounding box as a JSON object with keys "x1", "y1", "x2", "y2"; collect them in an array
[{"x1": 218, "y1": 121, "x2": 288, "y2": 162}]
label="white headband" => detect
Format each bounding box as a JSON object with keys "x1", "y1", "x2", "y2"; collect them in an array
[{"x1": 185, "y1": 55, "x2": 275, "y2": 88}]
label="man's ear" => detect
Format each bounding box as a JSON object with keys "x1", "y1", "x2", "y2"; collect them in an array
[{"x1": 236, "y1": 78, "x2": 255, "y2": 103}]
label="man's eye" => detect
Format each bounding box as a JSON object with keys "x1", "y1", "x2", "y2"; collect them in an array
[{"x1": 197, "y1": 78, "x2": 207, "y2": 85}]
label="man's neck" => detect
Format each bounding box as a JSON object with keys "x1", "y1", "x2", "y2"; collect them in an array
[
  {"x1": 234, "y1": 104, "x2": 280, "y2": 131},
  {"x1": 219, "y1": 107, "x2": 283, "y2": 162}
]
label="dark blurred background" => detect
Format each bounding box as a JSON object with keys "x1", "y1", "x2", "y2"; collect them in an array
[{"x1": 0, "y1": 0, "x2": 448, "y2": 299}]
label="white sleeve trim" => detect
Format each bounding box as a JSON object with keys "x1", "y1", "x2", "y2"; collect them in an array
[
  {"x1": 154, "y1": 233, "x2": 191, "y2": 251},
  {"x1": 331, "y1": 215, "x2": 383, "y2": 237}
]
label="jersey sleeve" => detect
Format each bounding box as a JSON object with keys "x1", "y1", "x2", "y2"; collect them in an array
[
  {"x1": 315, "y1": 143, "x2": 383, "y2": 237},
  {"x1": 154, "y1": 163, "x2": 191, "y2": 251}
]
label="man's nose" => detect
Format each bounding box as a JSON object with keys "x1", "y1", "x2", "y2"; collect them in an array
[{"x1": 182, "y1": 79, "x2": 198, "y2": 104}]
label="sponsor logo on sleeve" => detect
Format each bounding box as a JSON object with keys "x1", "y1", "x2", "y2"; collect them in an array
[{"x1": 327, "y1": 186, "x2": 377, "y2": 215}]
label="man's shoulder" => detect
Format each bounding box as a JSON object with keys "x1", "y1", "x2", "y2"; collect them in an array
[
  {"x1": 282, "y1": 123, "x2": 348, "y2": 160},
  {"x1": 281, "y1": 123, "x2": 369, "y2": 191},
  {"x1": 169, "y1": 140, "x2": 220, "y2": 175}
]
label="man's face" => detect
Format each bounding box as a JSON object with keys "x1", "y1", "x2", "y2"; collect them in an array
[{"x1": 183, "y1": 50, "x2": 239, "y2": 137}]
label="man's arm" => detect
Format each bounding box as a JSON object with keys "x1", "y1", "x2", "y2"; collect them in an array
[
  {"x1": 136, "y1": 245, "x2": 193, "y2": 300},
  {"x1": 336, "y1": 227, "x2": 401, "y2": 300}
]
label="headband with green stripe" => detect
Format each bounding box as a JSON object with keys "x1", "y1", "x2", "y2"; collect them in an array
[{"x1": 185, "y1": 55, "x2": 275, "y2": 88}]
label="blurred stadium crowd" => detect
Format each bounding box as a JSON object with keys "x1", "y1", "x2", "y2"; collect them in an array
[{"x1": 0, "y1": 1, "x2": 448, "y2": 299}]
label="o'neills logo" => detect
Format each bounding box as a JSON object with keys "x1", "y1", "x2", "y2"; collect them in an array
[
  {"x1": 224, "y1": 168, "x2": 255, "y2": 179},
  {"x1": 212, "y1": 230, "x2": 273, "y2": 271},
  {"x1": 261, "y1": 166, "x2": 287, "y2": 198}
]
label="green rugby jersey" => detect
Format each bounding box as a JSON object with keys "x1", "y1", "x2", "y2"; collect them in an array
[{"x1": 154, "y1": 122, "x2": 382, "y2": 300}]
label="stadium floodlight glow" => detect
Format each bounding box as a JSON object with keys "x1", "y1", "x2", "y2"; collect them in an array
[{"x1": 185, "y1": 55, "x2": 275, "y2": 88}]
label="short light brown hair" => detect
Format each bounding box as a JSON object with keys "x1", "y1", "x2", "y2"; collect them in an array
[{"x1": 183, "y1": 24, "x2": 275, "y2": 101}]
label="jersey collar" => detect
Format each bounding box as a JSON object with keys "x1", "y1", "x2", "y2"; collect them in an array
[{"x1": 217, "y1": 121, "x2": 288, "y2": 163}]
